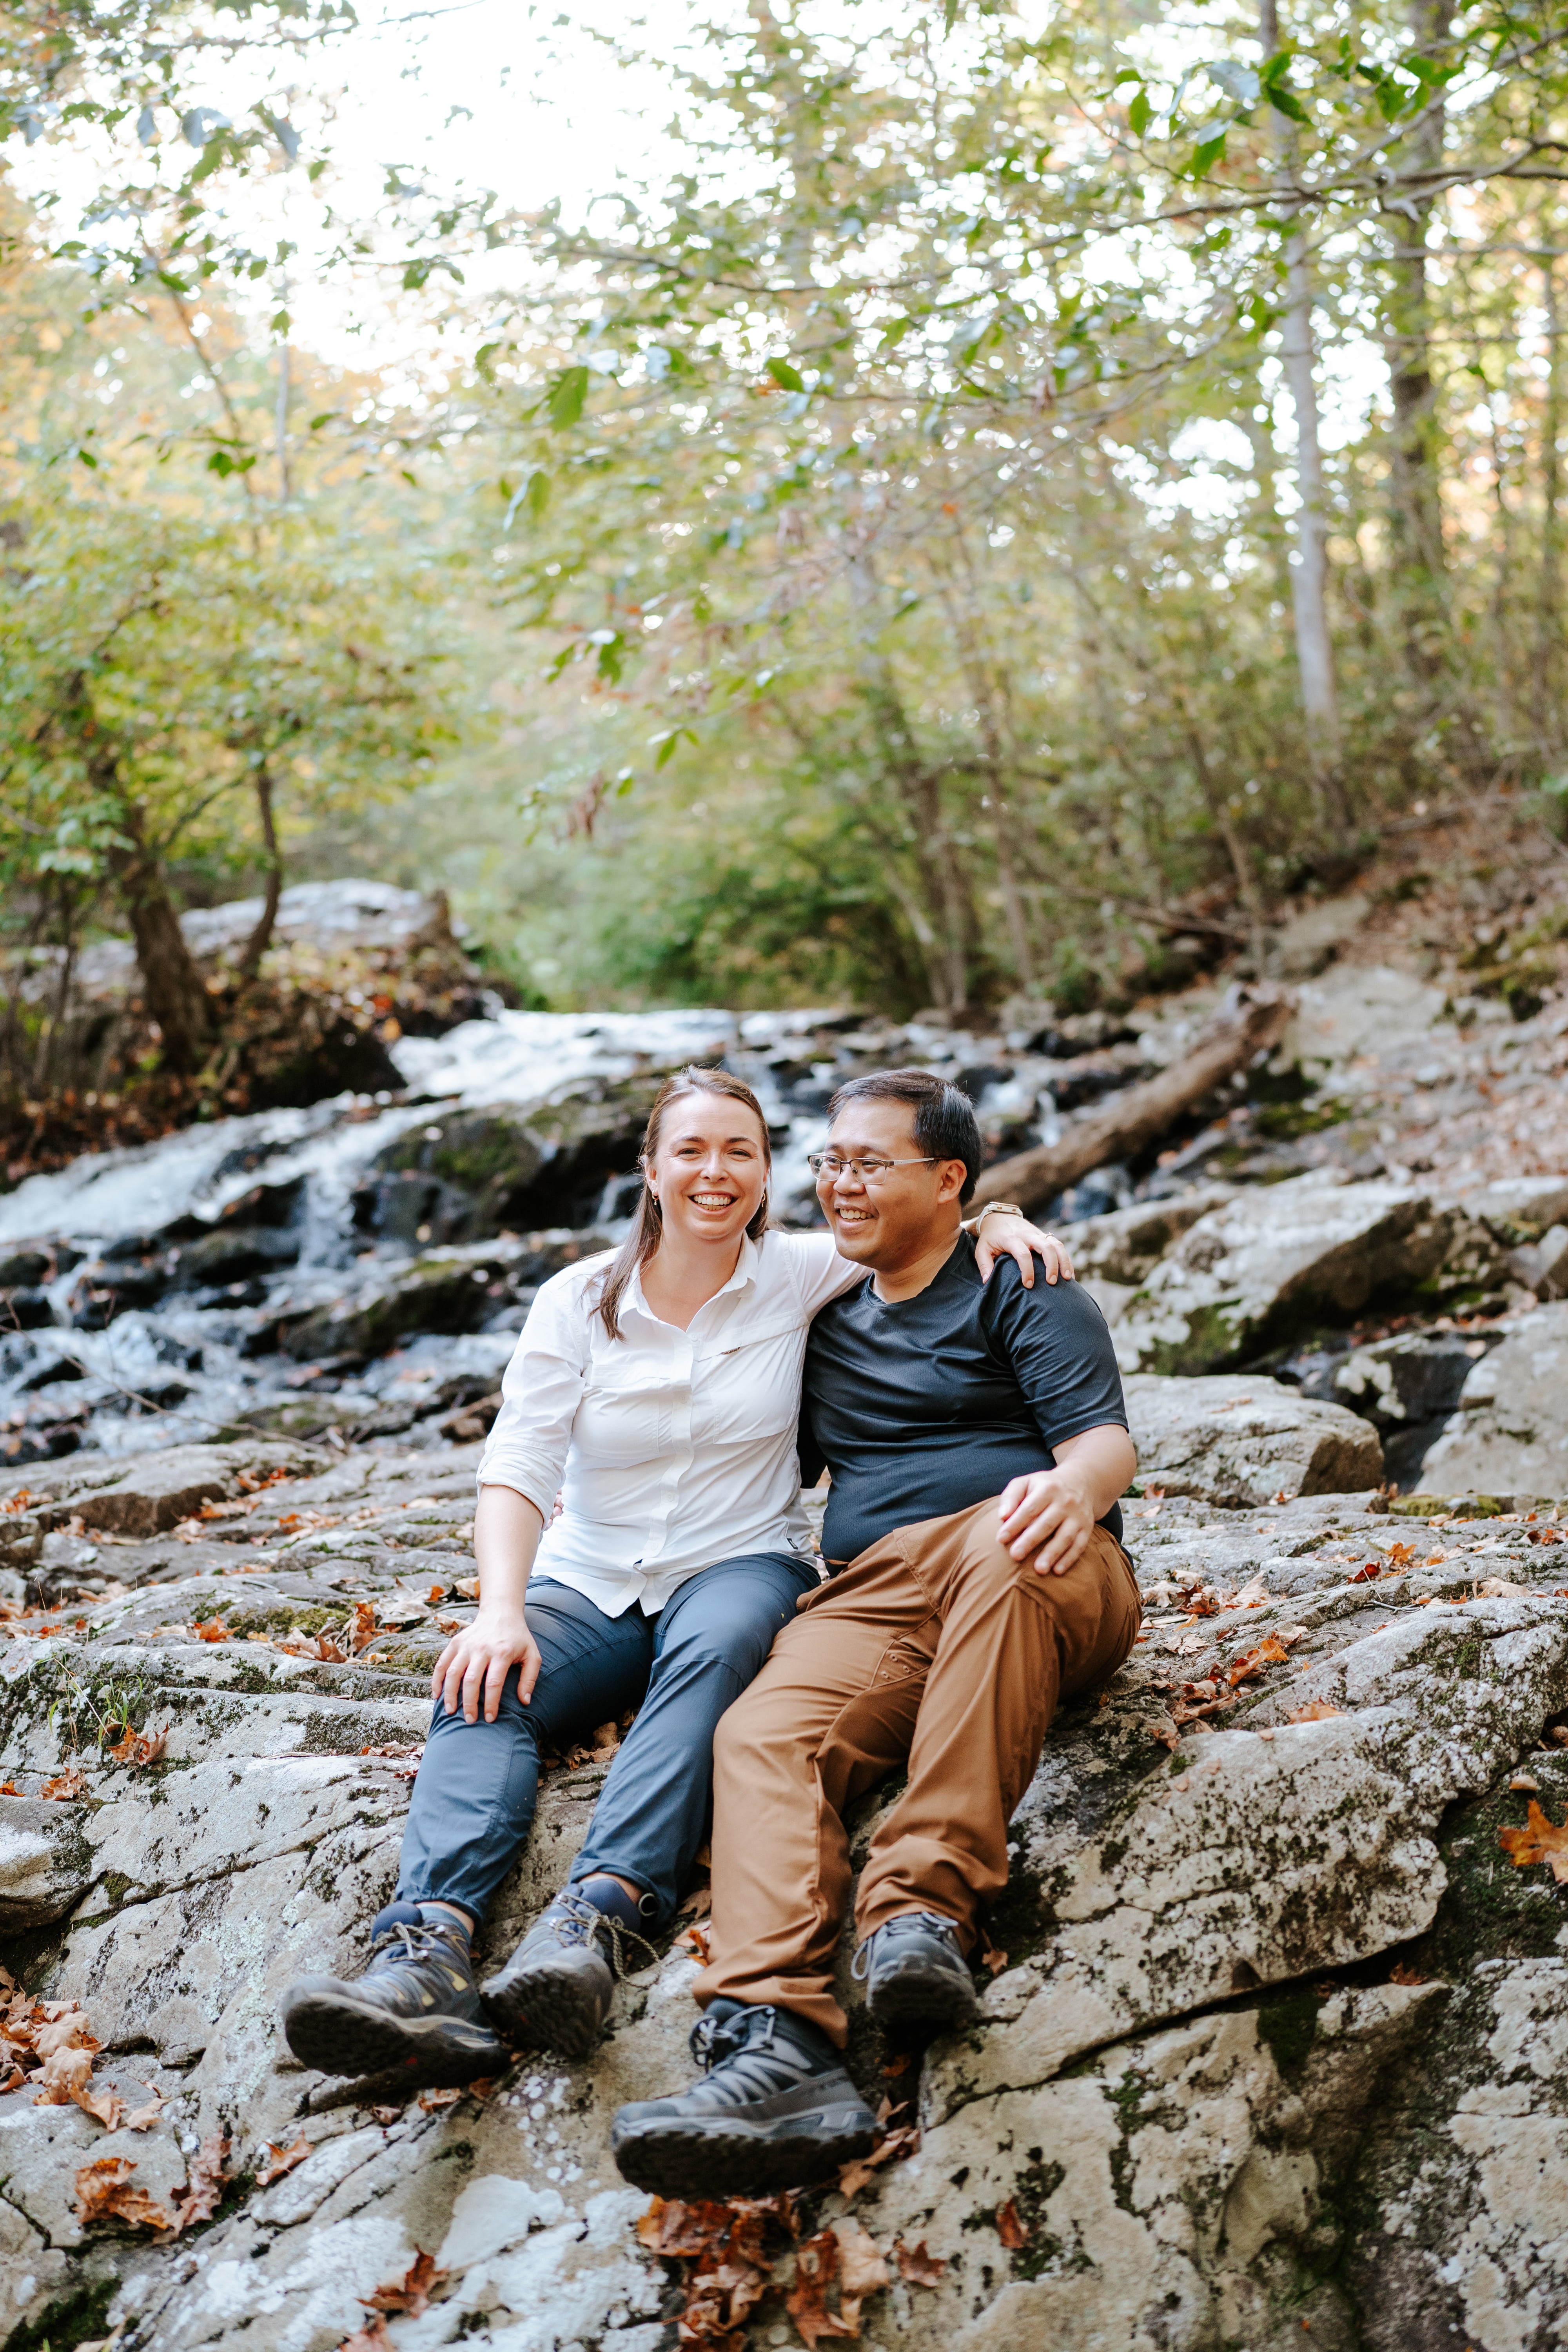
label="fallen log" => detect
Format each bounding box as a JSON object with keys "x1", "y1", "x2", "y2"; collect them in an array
[{"x1": 971, "y1": 982, "x2": 1296, "y2": 1214}]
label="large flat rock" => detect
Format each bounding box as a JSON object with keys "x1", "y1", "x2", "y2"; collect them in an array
[
  {"x1": 1111, "y1": 1174, "x2": 1508, "y2": 1375},
  {"x1": 1125, "y1": 1372, "x2": 1383, "y2": 1504},
  {"x1": 1420, "y1": 1301, "x2": 1568, "y2": 1499}
]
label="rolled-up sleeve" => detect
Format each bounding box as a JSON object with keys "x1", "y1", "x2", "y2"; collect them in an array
[{"x1": 475, "y1": 1274, "x2": 590, "y2": 1518}]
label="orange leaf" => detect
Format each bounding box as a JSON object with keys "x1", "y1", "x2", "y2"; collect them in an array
[
  {"x1": 72, "y1": 2081, "x2": 123, "y2": 2130},
  {"x1": 1287, "y1": 1699, "x2": 1345, "y2": 1723},
  {"x1": 675, "y1": 1922, "x2": 712, "y2": 1965},
  {"x1": 316, "y1": 1633, "x2": 347, "y2": 1662},
  {"x1": 1388, "y1": 1962, "x2": 1427, "y2": 1985},
  {"x1": 1227, "y1": 1636, "x2": 1290, "y2": 1689},
  {"x1": 34, "y1": 2044, "x2": 94, "y2": 2101},
  {"x1": 350, "y1": 1601, "x2": 378, "y2": 1654},
  {"x1": 1499, "y1": 1798, "x2": 1568, "y2": 1884},
  {"x1": 192, "y1": 1619, "x2": 230, "y2": 1643},
  {"x1": 257, "y1": 2135, "x2": 312, "y2": 2184},
  {"x1": 417, "y1": 2086, "x2": 463, "y2": 2114},
  {"x1": 75, "y1": 2155, "x2": 174, "y2": 2232},
  {"x1": 40, "y1": 1767, "x2": 87, "y2": 1800},
  {"x1": 363, "y1": 2249, "x2": 448, "y2": 2318},
  {"x1": 1386, "y1": 1541, "x2": 1417, "y2": 1567},
  {"x1": 995, "y1": 2199, "x2": 1027, "y2": 2250},
  {"x1": 124, "y1": 2085, "x2": 167, "y2": 2131},
  {"x1": 894, "y1": 2238, "x2": 947, "y2": 2287}
]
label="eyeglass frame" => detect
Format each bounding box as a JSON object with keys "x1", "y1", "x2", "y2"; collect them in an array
[{"x1": 806, "y1": 1152, "x2": 941, "y2": 1182}]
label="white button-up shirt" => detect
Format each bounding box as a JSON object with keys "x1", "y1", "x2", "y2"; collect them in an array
[{"x1": 476, "y1": 1230, "x2": 861, "y2": 1617}]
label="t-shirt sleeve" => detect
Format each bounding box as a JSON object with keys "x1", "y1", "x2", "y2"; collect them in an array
[
  {"x1": 985, "y1": 1263, "x2": 1129, "y2": 1454},
  {"x1": 775, "y1": 1228, "x2": 866, "y2": 1315}
]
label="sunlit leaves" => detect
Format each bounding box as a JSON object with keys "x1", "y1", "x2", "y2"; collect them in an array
[{"x1": 546, "y1": 366, "x2": 590, "y2": 430}]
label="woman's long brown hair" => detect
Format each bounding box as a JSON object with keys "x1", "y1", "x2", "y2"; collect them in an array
[{"x1": 594, "y1": 1065, "x2": 771, "y2": 1340}]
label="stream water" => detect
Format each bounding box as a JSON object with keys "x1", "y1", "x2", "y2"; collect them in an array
[{"x1": 0, "y1": 1004, "x2": 1103, "y2": 1473}]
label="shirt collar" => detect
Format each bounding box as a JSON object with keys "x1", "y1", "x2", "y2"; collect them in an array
[{"x1": 621, "y1": 1230, "x2": 760, "y2": 1326}]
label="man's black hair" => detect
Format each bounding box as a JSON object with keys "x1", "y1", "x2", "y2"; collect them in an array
[{"x1": 826, "y1": 1067, "x2": 984, "y2": 1205}]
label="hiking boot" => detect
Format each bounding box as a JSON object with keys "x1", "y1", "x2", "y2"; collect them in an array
[
  {"x1": 481, "y1": 1884, "x2": 658, "y2": 2059},
  {"x1": 611, "y1": 1999, "x2": 876, "y2": 2196},
  {"x1": 280, "y1": 1904, "x2": 504, "y2": 2085},
  {"x1": 853, "y1": 1911, "x2": 980, "y2": 2036}
]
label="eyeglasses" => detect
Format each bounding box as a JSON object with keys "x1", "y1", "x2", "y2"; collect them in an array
[{"x1": 806, "y1": 1153, "x2": 938, "y2": 1182}]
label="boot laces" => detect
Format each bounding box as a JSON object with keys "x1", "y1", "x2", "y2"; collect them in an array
[
  {"x1": 691, "y1": 2003, "x2": 777, "y2": 2072},
  {"x1": 851, "y1": 1910, "x2": 964, "y2": 1982},
  {"x1": 367, "y1": 1921, "x2": 462, "y2": 1978},
  {"x1": 550, "y1": 1891, "x2": 660, "y2": 1984}
]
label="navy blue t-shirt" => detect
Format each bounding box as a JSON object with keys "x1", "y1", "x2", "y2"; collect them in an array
[{"x1": 800, "y1": 1231, "x2": 1129, "y2": 1564}]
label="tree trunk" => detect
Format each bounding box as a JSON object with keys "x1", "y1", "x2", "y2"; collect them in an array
[
  {"x1": 238, "y1": 762, "x2": 283, "y2": 979},
  {"x1": 971, "y1": 985, "x2": 1295, "y2": 1212},
  {"x1": 1535, "y1": 257, "x2": 1563, "y2": 752},
  {"x1": 1380, "y1": 0, "x2": 1450, "y2": 686},
  {"x1": 1260, "y1": 0, "x2": 1344, "y2": 813},
  {"x1": 104, "y1": 788, "x2": 212, "y2": 1075}
]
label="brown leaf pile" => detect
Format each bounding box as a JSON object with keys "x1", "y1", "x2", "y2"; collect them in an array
[
  {"x1": 637, "y1": 2194, "x2": 800, "y2": 2349},
  {"x1": 1499, "y1": 1797, "x2": 1568, "y2": 1883},
  {"x1": 0, "y1": 1971, "x2": 125, "y2": 2128},
  {"x1": 786, "y1": 2222, "x2": 892, "y2": 2347},
  {"x1": 74, "y1": 2129, "x2": 228, "y2": 2238}
]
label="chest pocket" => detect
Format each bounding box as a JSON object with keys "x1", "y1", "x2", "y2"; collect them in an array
[{"x1": 691, "y1": 1315, "x2": 806, "y2": 1448}]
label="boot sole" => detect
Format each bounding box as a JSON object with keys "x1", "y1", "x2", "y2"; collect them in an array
[
  {"x1": 612, "y1": 2107, "x2": 877, "y2": 2198},
  {"x1": 867, "y1": 1958, "x2": 980, "y2": 2038},
  {"x1": 482, "y1": 1960, "x2": 608, "y2": 2061},
  {"x1": 281, "y1": 1988, "x2": 503, "y2": 2086}
]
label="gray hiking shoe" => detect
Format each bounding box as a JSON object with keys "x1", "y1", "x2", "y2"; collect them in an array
[
  {"x1": 853, "y1": 1910, "x2": 980, "y2": 2035},
  {"x1": 281, "y1": 1904, "x2": 504, "y2": 2085},
  {"x1": 611, "y1": 1999, "x2": 876, "y2": 2196},
  {"x1": 482, "y1": 1889, "x2": 657, "y2": 2058}
]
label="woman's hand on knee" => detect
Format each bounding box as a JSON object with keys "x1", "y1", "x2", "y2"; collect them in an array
[{"x1": 433, "y1": 1611, "x2": 542, "y2": 1723}]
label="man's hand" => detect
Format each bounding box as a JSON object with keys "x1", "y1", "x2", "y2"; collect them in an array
[
  {"x1": 433, "y1": 1608, "x2": 542, "y2": 1723},
  {"x1": 973, "y1": 1212, "x2": 1074, "y2": 1291},
  {"x1": 997, "y1": 1424, "x2": 1138, "y2": 1575},
  {"x1": 997, "y1": 1466, "x2": 1098, "y2": 1575}
]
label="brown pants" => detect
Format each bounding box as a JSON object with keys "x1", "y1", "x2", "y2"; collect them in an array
[{"x1": 695, "y1": 1497, "x2": 1142, "y2": 2044}]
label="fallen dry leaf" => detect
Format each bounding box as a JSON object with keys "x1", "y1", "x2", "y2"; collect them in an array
[
  {"x1": 1227, "y1": 1635, "x2": 1291, "y2": 1689},
  {"x1": 1388, "y1": 1962, "x2": 1428, "y2": 1985},
  {"x1": 1347, "y1": 1561, "x2": 1384, "y2": 1584},
  {"x1": 315, "y1": 1633, "x2": 347, "y2": 1662},
  {"x1": 40, "y1": 1767, "x2": 87, "y2": 1800},
  {"x1": 336, "y1": 2323, "x2": 393, "y2": 2352},
  {"x1": 34, "y1": 2009, "x2": 100, "y2": 2060},
  {"x1": 168, "y1": 2132, "x2": 229, "y2": 2234},
  {"x1": 124, "y1": 2086, "x2": 166, "y2": 2131},
  {"x1": 995, "y1": 2198, "x2": 1028, "y2": 2250},
  {"x1": 787, "y1": 2228, "x2": 857, "y2": 2348},
  {"x1": 104, "y1": 1722, "x2": 169, "y2": 1769},
  {"x1": 836, "y1": 2218, "x2": 890, "y2": 2303},
  {"x1": 416, "y1": 2086, "x2": 463, "y2": 2114},
  {"x1": 0, "y1": 2066, "x2": 25, "y2": 2094},
  {"x1": 1287, "y1": 1700, "x2": 1345, "y2": 1723},
  {"x1": 894, "y1": 2238, "x2": 948, "y2": 2287},
  {"x1": 350, "y1": 1601, "x2": 378, "y2": 1655},
  {"x1": 675, "y1": 1921, "x2": 712, "y2": 1965},
  {"x1": 362, "y1": 2249, "x2": 448, "y2": 2318},
  {"x1": 71, "y1": 2082, "x2": 124, "y2": 2130},
  {"x1": 75, "y1": 2155, "x2": 175, "y2": 2233},
  {"x1": 34, "y1": 2044, "x2": 94, "y2": 2102},
  {"x1": 191, "y1": 1619, "x2": 229, "y2": 1644},
  {"x1": 256, "y1": 2135, "x2": 312, "y2": 2185},
  {"x1": 368, "y1": 2103, "x2": 405, "y2": 2126},
  {"x1": 1499, "y1": 1798, "x2": 1568, "y2": 1884},
  {"x1": 837, "y1": 2124, "x2": 920, "y2": 2200},
  {"x1": 1385, "y1": 1541, "x2": 1418, "y2": 1568}
]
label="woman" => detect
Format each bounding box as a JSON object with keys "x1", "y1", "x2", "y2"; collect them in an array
[{"x1": 280, "y1": 1065, "x2": 1071, "y2": 2082}]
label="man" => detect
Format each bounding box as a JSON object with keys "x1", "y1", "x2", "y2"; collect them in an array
[{"x1": 611, "y1": 1069, "x2": 1139, "y2": 2196}]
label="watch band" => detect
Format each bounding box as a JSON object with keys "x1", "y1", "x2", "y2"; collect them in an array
[{"x1": 973, "y1": 1200, "x2": 1024, "y2": 1227}]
